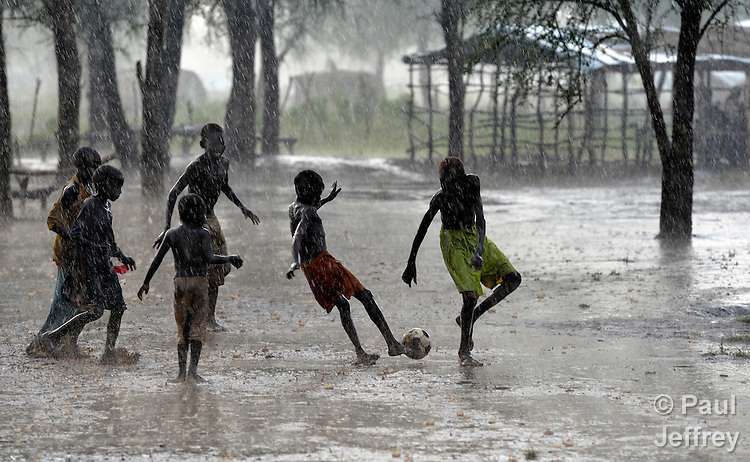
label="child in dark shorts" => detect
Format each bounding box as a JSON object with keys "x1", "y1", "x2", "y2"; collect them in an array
[
  {"x1": 286, "y1": 170, "x2": 417, "y2": 365},
  {"x1": 139, "y1": 194, "x2": 243, "y2": 383}
]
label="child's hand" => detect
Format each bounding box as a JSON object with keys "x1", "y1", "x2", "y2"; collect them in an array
[
  {"x1": 121, "y1": 254, "x2": 137, "y2": 271},
  {"x1": 241, "y1": 207, "x2": 261, "y2": 225},
  {"x1": 402, "y1": 260, "x2": 418, "y2": 287},
  {"x1": 153, "y1": 229, "x2": 168, "y2": 248},
  {"x1": 137, "y1": 284, "x2": 149, "y2": 300},
  {"x1": 326, "y1": 181, "x2": 341, "y2": 201},
  {"x1": 469, "y1": 253, "x2": 483, "y2": 271},
  {"x1": 286, "y1": 262, "x2": 300, "y2": 279},
  {"x1": 230, "y1": 255, "x2": 243, "y2": 268}
]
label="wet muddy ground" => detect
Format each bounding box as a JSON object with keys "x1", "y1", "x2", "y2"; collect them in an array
[{"x1": 2, "y1": 155, "x2": 750, "y2": 461}]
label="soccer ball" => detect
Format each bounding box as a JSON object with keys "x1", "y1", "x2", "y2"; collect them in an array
[{"x1": 402, "y1": 328, "x2": 431, "y2": 359}]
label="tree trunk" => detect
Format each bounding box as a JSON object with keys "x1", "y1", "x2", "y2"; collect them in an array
[
  {"x1": 141, "y1": 0, "x2": 168, "y2": 196},
  {"x1": 223, "y1": 0, "x2": 256, "y2": 166},
  {"x1": 51, "y1": 0, "x2": 81, "y2": 171},
  {"x1": 162, "y1": 0, "x2": 187, "y2": 153},
  {"x1": 441, "y1": 0, "x2": 465, "y2": 159},
  {"x1": 258, "y1": 0, "x2": 279, "y2": 156},
  {"x1": 89, "y1": 0, "x2": 138, "y2": 170},
  {"x1": 0, "y1": 2, "x2": 12, "y2": 221},
  {"x1": 659, "y1": 5, "x2": 700, "y2": 239},
  {"x1": 84, "y1": 9, "x2": 108, "y2": 136}
]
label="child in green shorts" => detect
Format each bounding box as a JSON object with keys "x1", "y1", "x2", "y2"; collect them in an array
[{"x1": 402, "y1": 156, "x2": 522, "y2": 366}]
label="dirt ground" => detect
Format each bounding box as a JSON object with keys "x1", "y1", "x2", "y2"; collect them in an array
[{"x1": 1, "y1": 154, "x2": 749, "y2": 461}]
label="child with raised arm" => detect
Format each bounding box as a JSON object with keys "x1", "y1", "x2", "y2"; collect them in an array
[
  {"x1": 287, "y1": 170, "x2": 416, "y2": 365},
  {"x1": 402, "y1": 156, "x2": 522, "y2": 367},
  {"x1": 42, "y1": 165, "x2": 137, "y2": 363},
  {"x1": 139, "y1": 194, "x2": 243, "y2": 383},
  {"x1": 155, "y1": 123, "x2": 259, "y2": 332}
]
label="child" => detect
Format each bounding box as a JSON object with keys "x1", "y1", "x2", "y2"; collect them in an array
[
  {"x1": 155, "y1": 123, "x2": 260, "y2": 332},
  {"x1": 42, "y1": 165, "x2": 137, "y2": 363},
  {"x1": 402, "y1": 156, "x2": 522, "y2": 366},
  {"x1": 286, "y1": 170, "x2": 416, "y2": 365},
  {"x1": 27, "y1": 147, "x2": 101, "y2": 357},
  {"x1": 138, "y1": 194, "x2": 243, "y2": 383}
]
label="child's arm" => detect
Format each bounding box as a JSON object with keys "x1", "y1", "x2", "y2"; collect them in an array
[
  {"x1": 402, "y1": 195, "x2": 440, "y2": 287},
  {"x1": 155, "y1": 175, "x2": 189, "y2": 248},
  {"x1": 470, "y1": 197, "x2": 486, "y2": 270},
  {"x1": 199, "y1": 228, "x2": 243, "y2": 268},
  {"x1": 286, "y1": 209, "x2": 311, "y2": 279},
  {"x1": 138, "y1": 236, "x2": 172, "y2": 300},
  {"x1": 316, "y1": 181, "x2": 341, "y2": 209},
  {"x1": 221, "y1": 182, "x2": 261, "y2": 225}
]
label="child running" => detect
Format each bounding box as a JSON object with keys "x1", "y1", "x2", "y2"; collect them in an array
[
  {"x1": 286, "y1": 170, "x2": 416, "y2": 365},
  {"x1": 402, "y1": 156, "x2": 522, "y2": 366},
  {"x1": 138, "y1": 194, "x2": 243, "y2": 383}
]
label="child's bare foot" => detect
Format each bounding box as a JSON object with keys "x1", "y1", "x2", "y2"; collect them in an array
[
  {"x1": 168, "y1": 374, "x2": 186, "y2": 383},
  {"x1": 388, "y1": 343, "x2": 406, "y2": 356},
  {"x1": 207, "y1": 321, "x2": 226, "y2": 332},
  {"x1": 186, "y1": 373, "x2": 207, "y2": 383},
  {"x1": 459, "y1": 353, "x2": 483, "y2": 367},
  {"x1": 355, "y1": 352, "x2": 379, "y2": 366}
]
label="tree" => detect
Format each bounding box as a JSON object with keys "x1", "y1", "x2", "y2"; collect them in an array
[
  {"x1": 316, "y1": 0, "x2": 440, "y2": 100},
  {"x1": 221, "y1": 0, "x2": 257, "y2": 165},
  {"x1": 51, "y1": 0, "x2": 82, "y2": 171},
  {"x1": 441, "y1": 0, "x2": 466, "y2": 158},
  {"x1": 470, "y1": 0, "x2": 745, "y2": 240},
  {"x1": 141, "y1": 0, "x2": 169, "y2": 196},
  {"x1": 258, "y1": 0, "x2": 280, "y2": 155},
  {"x1": 162, "y1": 0, "x2": 188, "y2": 150},
  {"x1": 84, "y1": 0, "x2": 139, "y2": 170},
  {"x1": 0, "y1": 1, "x2": 12, "y2": 221}
]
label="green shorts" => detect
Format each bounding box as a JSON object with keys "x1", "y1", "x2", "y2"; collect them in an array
[{"x1": 440, "y1": 227, "x2": 516, "y2": 295}]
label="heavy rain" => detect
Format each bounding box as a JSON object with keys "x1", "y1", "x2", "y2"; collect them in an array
[{"x1": 1, "y1": 1, "x2": 750, "y2": 461}]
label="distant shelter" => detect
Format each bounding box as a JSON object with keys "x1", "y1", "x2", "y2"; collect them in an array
[{"x1": 402, "y1": 25, "x2": 750, "y2": 171}]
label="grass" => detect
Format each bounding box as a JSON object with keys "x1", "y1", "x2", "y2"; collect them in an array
[
  {"x1": 735, "y1": 316, "x2": 750, "y2": 323},
  {"x1": 724, "y1": 335, "x2": 750, "y2": 343}
]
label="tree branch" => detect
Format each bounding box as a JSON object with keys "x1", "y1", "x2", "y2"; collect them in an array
[{"x1": 699, "y1": 0, "x2": 732, "y2": 40}]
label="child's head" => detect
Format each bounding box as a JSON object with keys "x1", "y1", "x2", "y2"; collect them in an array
[
  {"x1": 73, "y1": 147, "x2": 102, "y2": 182},
  {"x1": 438, "y1": 156, "x2": 465, "y2": 190},
  {"x1": 93, "y1": 165, "x2": 124, "y2": 201},
  {"x1": 178, "y1": 193, "x2": 207, "y2": 226},
  {"x1": 294, "y1": 170, "x2": 325, "y2": 205},
  {"x1": 200, "y1": 123, "x2": 225, "y2": 156}
]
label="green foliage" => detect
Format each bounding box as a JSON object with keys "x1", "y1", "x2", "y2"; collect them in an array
[{"x1": 282, "y1": 94, "x2": 411, "y2": 157}]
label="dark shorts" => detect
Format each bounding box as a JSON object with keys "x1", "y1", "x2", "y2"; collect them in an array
[{"x1": 174, "y1": 276, "x2": 209, "y2": 342}]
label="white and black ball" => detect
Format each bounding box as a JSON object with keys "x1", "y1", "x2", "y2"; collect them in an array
[{"x1": 402, "y1": 327, "x2": 431, "y2": 359}]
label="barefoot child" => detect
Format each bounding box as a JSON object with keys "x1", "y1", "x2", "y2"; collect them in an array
[
  {"x1": 156, "y1": 123, "x2": 260, "y2": 331},
  {"x1": 138, "y1": 194, "x2": 243, "y2": 383},
  {"x1": 402, "y1": 156, "x2": 522, "y2": 366},
  {"x1": 286, "y1": 170, "x2": 415, "y2": 365},
  {"x1": 42, "y1": 165, "x2": 137, "y2": 363}
]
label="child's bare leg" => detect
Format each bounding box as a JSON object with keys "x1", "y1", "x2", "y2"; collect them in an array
[
  {"x1": 206, "y1": 285, "x2": 226, "y2": 332},
  {"x1": 186, "y1": 340, "x2": 206, "y2": 383},
  {"x1": 335, "y1": 296, "x2": 379, "y2": 365},
  {"x1": 354, "y1": 290, "x2": 410, "y2": 357},
  {"x1": 459, "y1": 292, "x2": 482, "y2": 367},
  {"x1": 44, "y1": 308, "x2": 104, "y2": 357},
  {"x1": 168, "y1": 343, "x2": 188, "y2": 383},
  {"x1": 474, "y1": 272, "x2": 522, "y2": 322},
  {"x1": 102, "y1": 307, "x2": 125, "y2": 361}
]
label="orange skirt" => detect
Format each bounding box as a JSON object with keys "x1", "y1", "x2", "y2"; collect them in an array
[{"x1": 301, "y1": 251, "x2": 365, "y2": 313}]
